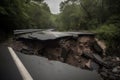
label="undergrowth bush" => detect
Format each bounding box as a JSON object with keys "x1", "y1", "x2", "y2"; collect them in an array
[{"x1": 95, "y1": 24, "x2": 120, "y2": 56}]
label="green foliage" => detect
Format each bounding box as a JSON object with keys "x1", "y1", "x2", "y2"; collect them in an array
[
  {"x1": 0, "y1": 0, "x2": 29, "y2": 29},
  {"x1": 95, "y1": 24, "x2": 120, "y2": 56},
  {"x1": 95, "y1": 24, "x2": 118, "y2": 40},
  {"x1": 58, "y1": 0, "x2": 120, "y2": 56},
  {"x1": 0, "y1": 0, "x2": 53, "y2": 41},
  {"x1": 57, "y1": 0, "x2": 109, "y2": 31},
  {"x1": 24, "y1": 1, "x2": 52, "y2": 29},
  {"x1": 0, "y1": 0, "x2": 53, "y2": 29},
  {"x1": 33, "y1": 0, "x2": 44, "y2": 3}
]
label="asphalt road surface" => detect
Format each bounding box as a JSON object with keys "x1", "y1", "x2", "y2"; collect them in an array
[
  {"x1": 0, "y1": 46, "x2": 22, "y2": 80},
  {"x1": 0, "y1": 45, "x2": 102, "y2": 80}
]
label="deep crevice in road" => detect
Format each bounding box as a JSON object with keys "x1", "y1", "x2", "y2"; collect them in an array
[{"x1": 11, "y1": 36, "x2": 104, "y2": 69}]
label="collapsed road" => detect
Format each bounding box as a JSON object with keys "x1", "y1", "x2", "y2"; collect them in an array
[
  {"x1": 10, "y1": 29, "x2": 120, "y2": 80},
  {"x1": 0, "y1": 45, "x2": 102, "y2": 80}
]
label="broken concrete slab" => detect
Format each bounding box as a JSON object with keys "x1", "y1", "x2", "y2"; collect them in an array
[{"x1": 14, "y1": 29, "x2": 95, "y2": 41}]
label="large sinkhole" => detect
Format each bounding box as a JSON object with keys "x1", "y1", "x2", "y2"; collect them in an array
[{"x1": 11, "y1": 36, "x2": 104, "y2": 70}]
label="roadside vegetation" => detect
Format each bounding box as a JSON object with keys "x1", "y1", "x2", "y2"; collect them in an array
[{"x1": 0, "y1": 0, "x2": 120, "y2": 56}]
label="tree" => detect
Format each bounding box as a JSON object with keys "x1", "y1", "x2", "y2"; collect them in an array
[{"x1": 0, "y1": 0, "x2": 54, "y2": 41}]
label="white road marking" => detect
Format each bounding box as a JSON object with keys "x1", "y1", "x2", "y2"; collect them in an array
[{"x1": 8, "y1": 47, "x2": 33, "y2": 80}]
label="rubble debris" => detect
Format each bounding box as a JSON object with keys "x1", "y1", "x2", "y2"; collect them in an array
[
  {"x1": 11, "y1": 29, "x2": 120, "y2": 80},
  {"x1": 20, "y1": 47, "x2": 34, "y2": 55},
  {"x1": 112, "y1": 66, "x2": 120, "y2": 73}
]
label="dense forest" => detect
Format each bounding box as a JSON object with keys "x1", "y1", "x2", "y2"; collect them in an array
[
  {"x1": 0, "y1": 0, "x2": 54, "y2": 40},
  {"x1": 0, "y1": 0, "x2": 120, "y2": 56}
]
